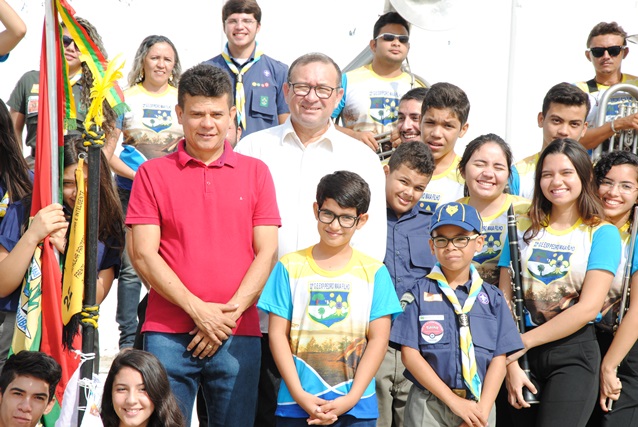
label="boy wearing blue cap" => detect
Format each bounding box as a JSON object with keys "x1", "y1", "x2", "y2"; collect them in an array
[{"x1": 391, "y1": 202, "x2": 523, "y2": 427}]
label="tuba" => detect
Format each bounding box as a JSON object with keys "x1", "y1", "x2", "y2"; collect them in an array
[{"x1": 591, "y1": 83, "x2": 638, "y2": 162}]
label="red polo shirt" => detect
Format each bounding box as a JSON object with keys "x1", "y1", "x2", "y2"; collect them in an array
[{"x1": 127, "y1": 139, "x2": 281, "y2": 336}]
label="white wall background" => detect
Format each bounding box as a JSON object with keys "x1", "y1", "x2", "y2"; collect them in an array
[{"x1": 2, "y1": 0, "x2": 638, "y2": 162}]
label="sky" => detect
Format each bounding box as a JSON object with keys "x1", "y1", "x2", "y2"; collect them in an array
[{"x1": 3, "y1": 0, "x2": 638, "y2": 161}]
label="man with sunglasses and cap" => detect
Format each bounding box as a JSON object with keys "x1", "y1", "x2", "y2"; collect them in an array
[
  {"x1": 332, "y1": 12, "x2": 425, "y2": 152},
  {"x1": 575, "y1": 21, "x2": 638, "y2": 151}
]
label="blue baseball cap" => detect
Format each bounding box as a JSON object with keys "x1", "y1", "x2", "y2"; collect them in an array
[{"x1": 430, "y1": 202, "x2": 482, "y2": 234}]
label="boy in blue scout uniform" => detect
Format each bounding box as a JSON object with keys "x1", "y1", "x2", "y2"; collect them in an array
[
  {"x1": 377, "y1": 141, "x2": 436, "y2": 426},
  {"x1": 391, "y1": 202, "x2": 523, "y2": 427}
]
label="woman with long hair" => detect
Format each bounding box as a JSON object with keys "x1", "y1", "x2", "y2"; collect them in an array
[
  {"x1": 101, "y1": 349, "x2": 185, "y2": 427},
  {"x1": 457, "y1": 133, "x2": 531, "y2": 285},
  {"x1": 589, "y1": 151, "x2": 638, "y2": 426},
  {"x1": 498, "y1": 138, "x2": 621, "y2": 427},
  {"x1": 0, "y1": 100, "x2": 32, "y2": 372},
  {"x1": 108, "y1": 34, "x2": 183, "y2": 351}
]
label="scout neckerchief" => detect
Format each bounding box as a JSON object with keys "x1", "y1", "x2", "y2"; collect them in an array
[
  {"x1": 0, "y1": 191, "x2": 8, "y2": 218},
  {"x1": 427, "y1": 263, "x2": 483, "y2": 401},
  {"x1": 221, "y1": 43, "x2": 263, "y2": 131}
]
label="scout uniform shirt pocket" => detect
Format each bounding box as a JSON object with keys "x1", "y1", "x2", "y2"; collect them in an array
[
  {"x1": 250, "y1": 85, "x2": 277, "y2": 120},
  {"x1": 408, "y1": 234, "x2": 435, "y2": 269}
]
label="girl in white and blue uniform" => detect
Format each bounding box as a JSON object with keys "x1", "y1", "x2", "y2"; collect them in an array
[
  {"x1": 498, "y1": 138, "x2": 621, "y2": 427},
  {"x1": 592, "y1": 151, "x2": 638, "y2": 427}
]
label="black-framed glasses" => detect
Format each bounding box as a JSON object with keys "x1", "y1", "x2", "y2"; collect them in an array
[
  {"x1": 62, "y1": 35, "x2": 76, "y2": 48},
  {"x1": 431, "y1": 234, "x2": 480, "y2": 248},
  {"x1": 317, "y1": 209, "x2": 360, "y2": 228},
  {"x1": 588, "y1": 45, "x2": 625, "y2": 58},
  {"x1": 288, "y1": 82, "x2": 339, "y2": 99},
  {"x1": 599, "y1": 178, "x2": 638, "y2": 194},
  {"x1": 375, "y1": 33, "x2": 409, "y2": 44}
]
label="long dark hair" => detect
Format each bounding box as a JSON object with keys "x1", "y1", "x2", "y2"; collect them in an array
[
  {"x1": 101, "y1": 350, "x2": 186, "y2": 427},
  {"x1": 0, "y1": 101, "x2": 32, "y2": 203},
  {"x1": 525, "y1": 138, "x2": 603, "y2": 242},
  {"x1": 63, "y1": 135, "x2": 124, "y2": 249}
]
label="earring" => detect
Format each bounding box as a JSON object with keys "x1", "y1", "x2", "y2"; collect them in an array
[
  {"x1": 138, "y1": 70, "x2": 144, "y2": 82},
  {"x1": 169, "y1": 73, "x2": 174, "y2": 84}
]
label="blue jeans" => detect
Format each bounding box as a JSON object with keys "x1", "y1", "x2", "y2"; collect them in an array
[
  {"x1": 116, "y1": 188, "x2": 142, "y2": 348},
  {"x1": 277, "y1": 416, "x2": 376, "y2": 426},
  {"x1": 144, "y1": 332, "x2": 260, "y2": 427}
]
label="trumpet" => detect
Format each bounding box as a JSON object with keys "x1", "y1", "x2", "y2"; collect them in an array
[
  {"x1": 591, "y1": 83, "x2": 638, "y2": 163},
  {"x1": 507, "y1": 204, "x2": 540, "y2": 404},
  {"x1": 606, "y1": 205, "x2": 638, "y2": 411}
]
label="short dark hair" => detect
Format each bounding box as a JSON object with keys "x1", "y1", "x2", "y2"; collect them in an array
[
  {"x1": 101, "y1": 350, "x2": 185, "y2": 427},
  {"x1": 222, "y1": 0, "x2": 262, "y2": 23},
  {"x1": 0, "y1": 351, "x2": 62, "y2": 403},
  {"x1": 316, "y1": 171, "x2": 371, "y2": 216},
  {"x1": 400, "y1": 87, "x2": 428, "y2": 104},
  {"x1": 587, "y1": 21, "x2": 628, "y2": 47},
  {"x1": 421, "y1": 82, "x2": 470, "y2": 126},
  {"x1": 178, "y1": 64, "x2": 233, "y2": 109},
  {"x1": 594, "y1": 150, "x2": 638, "y2": 185},
  {"x1": 388, "y1": 141, "x2": 435, "y2": 176},
  {"x1": 288, "y1": 53, "x2": 342, "y2": 88},
  {"x1": 373, "y1": 12, "x2": 410, "y2": 39},
  {"x1": 542, "y1": 82, "x2": 591, "y2": 117}
]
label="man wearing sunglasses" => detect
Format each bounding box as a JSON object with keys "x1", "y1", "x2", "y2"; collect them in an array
[
  {"x1": 575, "y1": 21, "x2": 638, "y2": 151},
  {"x1": 332, "y1": 12, "x2": 424, "y2": 152}
]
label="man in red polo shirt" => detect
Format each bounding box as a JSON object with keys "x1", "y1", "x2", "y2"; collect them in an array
[{"x1": 126, "y1": 63, "x2": 280, "y2": 426}]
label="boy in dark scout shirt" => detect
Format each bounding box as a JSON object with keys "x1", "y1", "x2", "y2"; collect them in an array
[
  {"x1": 391, "y1": 202, "x2": 523, "y2": 427},
  {"x1": 378, "y1": 141, "x2": 436, "y2": 426}
]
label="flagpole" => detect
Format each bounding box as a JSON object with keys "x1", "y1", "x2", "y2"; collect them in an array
[
  {"x1": 78, "y1": 141, "x2": 100, "y2": 425},
  {"x1": 44, "y1": 0, "x2": 59, "y2": 205}
]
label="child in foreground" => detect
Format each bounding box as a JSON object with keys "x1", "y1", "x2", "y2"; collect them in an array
[
  {"x1": 258, "y1": 170, "x2": 402, "y2": 426},
  {"x1": 391, "y1": 202, "x2": 523, "y2": 427}
]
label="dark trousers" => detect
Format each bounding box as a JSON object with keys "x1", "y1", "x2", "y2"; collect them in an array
[
  {"x1": 255, "y1": 333, "x2": 281, "y2": 427},
  {"x1": 602, "y1": 337, "x2": 638, "y2": 426},
  {"x1": 507, "y1": 324, "x2": 599, "y2": 427}
]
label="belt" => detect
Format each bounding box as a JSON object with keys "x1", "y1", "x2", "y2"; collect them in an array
[{"x1": 452, "y1": 389, "x2": 466, "y2": 398}]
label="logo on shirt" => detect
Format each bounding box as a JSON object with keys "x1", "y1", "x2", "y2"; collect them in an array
[
  {"x1": 142, "y1": 108, "x2": 173, "y2": 133},
  {"x1": 473, "y1": 229, "x2": 504, "y2": 264},
  {"x1": 527, "y1": 247, "x2": 574, "y2": 285},
  {"x1": 369, "y1": 97, "x2": 400, "y2": 126},
  {"x1": 478, "y1": 292, "x2": 489, "y2": 305},
  {"x1": 260, "y1": 95, "x2": 269, "y2": 107},
  {"x1": 421, "y1": 320, "x2": 444, "y2": 344},
  {"x1": 308, "y1": 284, "x2": 351, "y2": 328}
]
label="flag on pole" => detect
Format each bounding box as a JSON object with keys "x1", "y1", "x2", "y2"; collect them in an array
[{"x1": 61, "y1": 155, "x2": 85, "y2": 326}]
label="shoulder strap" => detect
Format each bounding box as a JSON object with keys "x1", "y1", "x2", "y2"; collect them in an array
[{"x1": 586, "y1": 78, "x2": 599, "y2": 94}]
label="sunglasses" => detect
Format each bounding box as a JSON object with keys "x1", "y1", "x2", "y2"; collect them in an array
[
  {"x1": 375, "y1": 33, "x2": 409, "y2": 44},
  {"x1": 588, "y1": 45, "x2": 625, "y2": 58},
  {"x1": 62, "y1": 35, "x2": 76, "y2": 48}
]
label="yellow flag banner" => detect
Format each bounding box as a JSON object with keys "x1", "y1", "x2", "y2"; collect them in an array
[{"x1": 62, "y1": 156, "x2": 85, "y2": 325}]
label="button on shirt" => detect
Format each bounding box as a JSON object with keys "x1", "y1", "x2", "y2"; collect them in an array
[
  {"x1": 385, "y1": 204, "x2": 435, "y2": 298},
  {"x1": 391, "y1": 277, "x2": 523, "y2": 391}
]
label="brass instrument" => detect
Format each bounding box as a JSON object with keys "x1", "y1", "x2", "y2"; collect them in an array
[
  {"x1": 507, "y1": 204, "x2": 540, "y2": 404},
  {"x1": 607, "y1": 205, "x2": 638, "y2": 411},
  {"x1": 591, "y1": 83, "x2": 638, "y2": 163},
  {"x1": 376, "y1": 130, "x2": 394, "y2": 160}
]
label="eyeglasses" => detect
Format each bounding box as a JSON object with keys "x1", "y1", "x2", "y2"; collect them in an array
[
  {"x1": 317, "y1": 209, "x2": 360, "y2": 228},
  {"x1": 375, "y1": 33, "x2": 409, "y2": 44},
  {"x1": 288, "y1": 82, "x2": 339, "y2": 99},
  {"x1": 62, "y1": 35, "x2": 76, "y2": 48},
  {"x1": 225, "y1": 18, "x2": 257, "y2": 27},
  {"x1": 599, "y1": 178, "x2": 638, "y2": 194},
  {"x1": 431, "y1": 234, "x2": 480, "y2": 248},
  {"x1": 588, "y1": 45, "x2": 625, "y2": 58}
]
